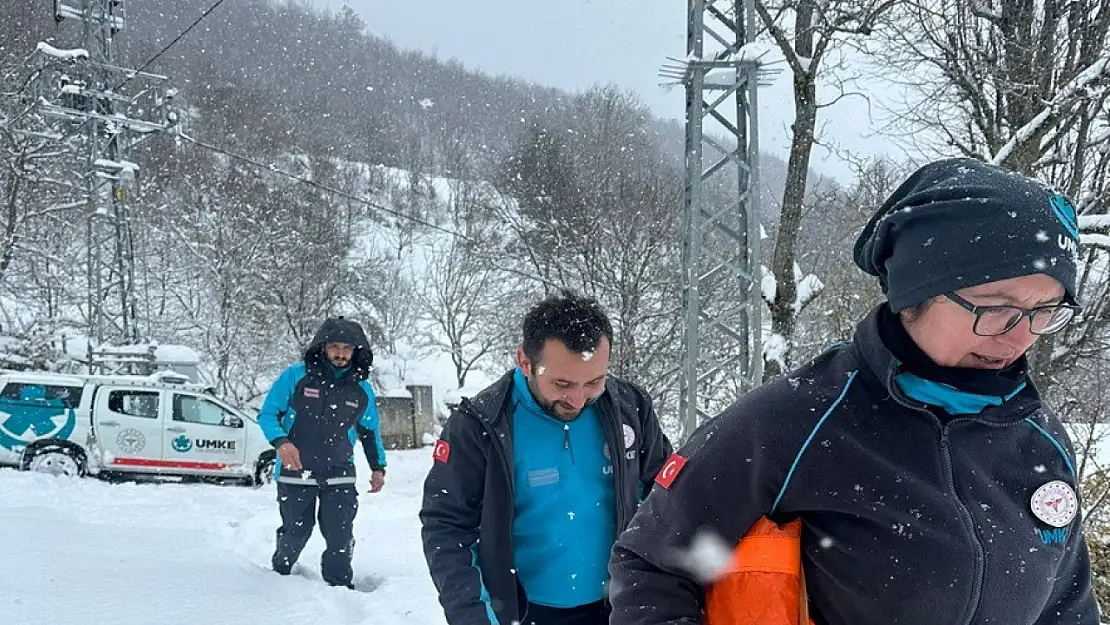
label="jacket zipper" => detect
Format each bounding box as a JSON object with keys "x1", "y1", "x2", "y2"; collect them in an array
[
  {"x1": 599, "y1": 401, "x2": 627, "y2": 530},
  {"x1": 886, "y1": 365, "x2": 985, "y2": 625},
  {"x1": 563, "y1": 422, "x2": 575, "y2": 464},
  {"x1": 939, "y1": 425, "x2": 985, "y2": 625},
  {"x1": 480, "y1": 417, "x2": 513, "y2": 491},
  {"x1": 466, "y1": 407, "x2": 524, "y2": 621}
]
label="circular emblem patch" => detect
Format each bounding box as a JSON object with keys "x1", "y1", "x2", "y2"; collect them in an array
[
  {"x1": 115, "y1": 428, "x2": 145, "y2": 454},
  {"x1": 622, "y1": 424, "x2": 636, "y2": 449},
  {"x1": 1030, "y1": 480, "x2": 1078, "y2": 528}
]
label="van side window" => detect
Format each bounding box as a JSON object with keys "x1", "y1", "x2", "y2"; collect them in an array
[
  {"x1": 107, "y1": 390, "x2": 160, "y2": 419},
  {"x1": 0, "y1": 383, "x2": 83, "y2": 409},
  {"x1": 173, "y1": 394, "x2": 241, "y2": 428}
]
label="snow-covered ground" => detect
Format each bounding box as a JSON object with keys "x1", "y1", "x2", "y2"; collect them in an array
[
  {"x1": 0, "y1": 448, "x2": 447, "y2": 625},
  {"x1": 6, "y1": 435, "x2": 1109, "y2": 625}
]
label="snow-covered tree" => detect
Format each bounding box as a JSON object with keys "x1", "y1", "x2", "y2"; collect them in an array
[{"x1": 754, "y1": 0, "x2": 903, "y2": 377}]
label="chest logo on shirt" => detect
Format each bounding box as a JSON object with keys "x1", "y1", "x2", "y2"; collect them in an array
[
  {"x1": 303, "y1": 387, "x2": 320, "y2": 398},
  {"x1": 344, "y1": 400, "x2": 359, "y2": 408},
  {"x1": 1030, "y1": 480, "x2": 1078, "y2": 528},
  {"x1": 622, "y1": 424, "x2": 636, "y2": 449}
]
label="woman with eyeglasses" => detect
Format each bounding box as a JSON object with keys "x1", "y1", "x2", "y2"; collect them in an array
[{"x1": 608, "y1": 158, "x2": 1099, "y2": 625}]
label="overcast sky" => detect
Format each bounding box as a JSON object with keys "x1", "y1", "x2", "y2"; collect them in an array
[{"x1": 312, "y1": 0, "x2": 904, "y2": 184}]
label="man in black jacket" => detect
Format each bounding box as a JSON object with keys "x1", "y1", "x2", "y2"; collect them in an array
[
  {"x1": 420, "y1": 291, "x2": 673, "y2": 625},
  {"x1": 257, "y1": 317, "x2": 388, "y2": 589}
]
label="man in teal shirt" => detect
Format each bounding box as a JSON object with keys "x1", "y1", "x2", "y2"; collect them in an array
[{"x1": 421, "y1": 291, "x2": 673, "y2": 625}]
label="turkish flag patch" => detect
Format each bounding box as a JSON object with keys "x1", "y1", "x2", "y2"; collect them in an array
[
  {"x1": 655, "y1": 453, "x2": 688, "y2": 489},
  {"x1": 432, "y1": 440, "x2": 451, "y2": 463}
]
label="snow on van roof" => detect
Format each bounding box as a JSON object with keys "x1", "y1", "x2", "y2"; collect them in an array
[
  {"x1": 0, "y1": 370, "x2": 207, "y2": 390},
  {"x1": 0, "y1": 371, "x2": 88, "y2": 386}
]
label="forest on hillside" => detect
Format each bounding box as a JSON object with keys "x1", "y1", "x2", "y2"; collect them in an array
[
  {"x1": 0, "y1": 0, "x2": 1106, "y2": 441},
  {"x1": 0, "y1": 0, "x2": 806, "y2": 409}
]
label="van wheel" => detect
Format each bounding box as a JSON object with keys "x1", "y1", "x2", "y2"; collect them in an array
[
  {"x1": 253, "y1": 452, "x2": 275, "y2": 487},
  {"x1": 24, "y1": 445, "x2": 87, "y2": 478}
]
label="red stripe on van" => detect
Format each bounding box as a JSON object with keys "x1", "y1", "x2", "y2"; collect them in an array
[{"x1": 112, "y1": 457, "x2": 227, "y2": 471}]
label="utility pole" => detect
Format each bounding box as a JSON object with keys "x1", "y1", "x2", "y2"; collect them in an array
[
  {"x1": 661, "y1": 0, "x2": 776, "y2": 442},
  {"x1": 20, "y1": 0, "x2": 176, "y2": 371}
]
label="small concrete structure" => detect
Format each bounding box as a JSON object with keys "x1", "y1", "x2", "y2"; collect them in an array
[{"x1": 376, "y1": 384, "x2": 435, "y2": 449}]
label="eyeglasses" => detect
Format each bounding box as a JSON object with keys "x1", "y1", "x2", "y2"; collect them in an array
[{"x1": 944, "y1": 292, "x2": 1081, "y2": 337}]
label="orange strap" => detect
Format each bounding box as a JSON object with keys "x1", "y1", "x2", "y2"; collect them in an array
[{"x1": 733, "y1": 533, "x2": 802, "y2": 575}]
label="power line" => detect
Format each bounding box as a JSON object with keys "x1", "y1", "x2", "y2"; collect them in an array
[
  {"x1": 113, "y1": 0, "x2": 230, "y2": 92},
  {"x1": 41, "y1": 0, "x2": 561, "y2": 291},
  {"x1": 178, "y1": 133, "x2": 472, "y2": 240},
  {"x1": 178, "y1": 134, "x2": 565, "y2": 289},
  {"x1": 111, "y1": 0, "x2": 552, "y2": 284}
]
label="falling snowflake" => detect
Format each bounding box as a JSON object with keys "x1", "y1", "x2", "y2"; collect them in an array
[{"x1": 677, "y1": 529, "x2": 733, "y2": 583}]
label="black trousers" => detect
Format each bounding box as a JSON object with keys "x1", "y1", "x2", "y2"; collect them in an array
[
  {"x1": 523, "y1": 600, "x2": 609, "y2": 625},
  {"x1": 271, "y1": 480, "x2": 358, "y2": 586}
]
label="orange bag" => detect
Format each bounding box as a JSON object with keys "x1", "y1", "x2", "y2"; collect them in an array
[{"x1": 704, "y1": 516, "x2": 814, "y2": 625}]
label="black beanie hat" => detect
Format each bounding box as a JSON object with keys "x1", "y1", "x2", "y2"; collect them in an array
[{"x1": 854, "y1": 158, "x2": 1080, "y2": 312}]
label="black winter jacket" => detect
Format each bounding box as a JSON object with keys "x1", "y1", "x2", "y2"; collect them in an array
[
  {"x1": 609, "y1": 307, "x2": 1099, "y2": 625},
  {"x1": 257, "y1": 317, "x2": 385, "y2": 476},
  {"x1": 420, "y1": 370, "x2": 673, "y2": 625}
]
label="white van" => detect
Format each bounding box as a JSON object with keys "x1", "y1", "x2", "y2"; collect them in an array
[{"x1": 0, "y1": 370, "x2": 275, "y2": 485}]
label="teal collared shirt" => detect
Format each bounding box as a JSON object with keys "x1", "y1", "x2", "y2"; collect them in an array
[{"x1": 510, "y1": 368, "x2": 615, "y2": 607}]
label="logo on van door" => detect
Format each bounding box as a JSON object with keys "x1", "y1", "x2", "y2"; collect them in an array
[
  {"x1": 0, "y1": 404, "x2": 77, "y2": 452},
  {"x1": 171, "y1": 434, "x2": 193, "y2": 453},
  {"x1": 195, "y1": 439, "x2": 236, "y2": 452},
  {"x1": 116, "y1": 428, "x2": 146, "y2": 454}
]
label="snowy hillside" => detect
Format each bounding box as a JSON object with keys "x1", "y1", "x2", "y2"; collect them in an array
[{"x1": 0, "y1": 449, "x2": 447, "y2": 625}]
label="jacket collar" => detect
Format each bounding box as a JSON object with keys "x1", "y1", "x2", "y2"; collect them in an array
[
  {"x1": 459, "y1": 370, "x2": 515, "y2": 427},
  {"x1": 853, "y1": 304, "x2": 1042, "y2": 424}
]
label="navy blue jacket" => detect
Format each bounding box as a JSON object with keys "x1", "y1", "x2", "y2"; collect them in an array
[
  {"x1": 420, "y1": 370, "x2": 674, "y2": 625},
  {"x1": 609, "y1": 307, "x2": 1099, "y2": 625},
  {"x1": 257, "y1": 318, "x2": 386, "y2": 479}
]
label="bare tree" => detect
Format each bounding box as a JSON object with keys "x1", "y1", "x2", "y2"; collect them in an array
[
  {"x1": 156, "y1": 163, "x2": 280, "y2": 400},
  {"x1": 879, "y1": 0, "x2": 1110, "y2": 173},
  {"x1": 790, "y1": 159, "x2": 906, "y2": 359},
  {"x1": 0, "y1": 134, "x2": 81, "y2": 289},
  {"x1": 492, "y1": 87, "x2": 686, "y2": 401},
  {"x1": 756, "y1": 0, "x2": 903, "y2": 377},
  {"x1": 418, "y1": 238, "x2": 507, "y2": 388}
]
